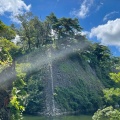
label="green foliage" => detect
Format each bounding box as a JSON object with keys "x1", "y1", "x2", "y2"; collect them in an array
[
  {"x1": 9, "y1": 63, "x2": 28, "y2": 120},
  {"x1": 16, "y1": 12, "x2": 83, "y2": 51},
  {"x1": 0, "y1": 20, "x2": 16, "y2": 40},
  {"x1": 92, "y1": 71, "x2": 120, "y2": 120},
  {"x1": 0, "y1": 49, "x2": 12, "y2": 72},
  {"x1": 54, "y1": 79, "x2": 103, "y2": 113},
  {"x1": 0, "y1": 37, "x2": 20, "y2": 58},
  {"x1": 109, "y1": 72, "x2": 120, "y2": 83},
  {"x1": 80, "y1": 43, "x2": 111, "y2": 67},
  {"x1": 0, "y1": 38, "x2": 16, "y2": 73},
  {"x1": 25, "y1": 72, "x2": 44, "y2": 114},
  {"x1": 92, "y1": 106, "x2": 120, "y2": 120},
  {"x1": 103, "y1": 88, "x2": 120, "y2": 102},
  {"x1": 79, "y1": 43, "x2": 115, "y2": 88}
]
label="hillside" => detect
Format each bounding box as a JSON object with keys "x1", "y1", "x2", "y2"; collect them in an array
[{"x1": 23, "y1": 47, "x2": 115, "y2": 116}]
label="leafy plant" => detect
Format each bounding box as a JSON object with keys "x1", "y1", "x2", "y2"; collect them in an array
[
  {"x1": 92, "y1": 70, "x2": 120, "y2": 120},
  {"x1": 9, "y1": 64, "x2": 28, "y2": 120}
]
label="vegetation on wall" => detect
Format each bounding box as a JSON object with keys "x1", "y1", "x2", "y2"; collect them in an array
[
  {"x1": 55, "y1": 82, "x2": 103, "y2": 113},
  {"x1": 25, "y1": 71, "x2": 45, "y2": 114}
]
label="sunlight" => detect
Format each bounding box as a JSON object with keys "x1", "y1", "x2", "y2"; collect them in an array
[{"x1": 0, "y1": 40, "x2": 89, "y2": 88}]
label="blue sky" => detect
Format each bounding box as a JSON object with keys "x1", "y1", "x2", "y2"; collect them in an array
[{"x1": 0, "y1": 0, "x2": 120, "y2": 56}]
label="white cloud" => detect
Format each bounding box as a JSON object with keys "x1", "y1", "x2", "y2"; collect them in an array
[
  {"x1": 103, "y1": 11, "x2": 119, "y2": 21},
  {"x1": 81, "y1": 31, "x2": 89, "y2": 36},
  {"x1": 71, "y1": 0, "x2": 94, "y2": 19},
  {"x1": 90, "y1": 18, "x2": 120, "y2": 47},
  {"x1": 12, "y1": 35, "x2": 21, "y2": 44},
  {"x1": 0, "y1": 0, "x2": 31, "y2": 23}
]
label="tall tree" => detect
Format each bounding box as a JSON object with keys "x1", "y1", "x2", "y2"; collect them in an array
[
  {"x1": 17, "y1": 12, "x2": 34, "y2": 51},
  {"x1": 30, "y1": 17, "x2": 44, "y2": 48},
  {"x1": 46, "y1": 13, "x2": 82, "y2": 47}
]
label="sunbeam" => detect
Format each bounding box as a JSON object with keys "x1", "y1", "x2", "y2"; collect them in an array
[{"x1": 0, "y1": 40, "x2": 89, "y2": 88}]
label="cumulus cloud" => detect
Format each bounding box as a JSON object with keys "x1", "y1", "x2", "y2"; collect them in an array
[
  {"x1": 0, "y1": 0, "x2": 31, "y2": 23},
  {"x1": 103, "y1": 11, "x2": 119, "y2": 21},
  {"x1": 71, "y1": 0, "x2": 94, "y2": 19},
  {"x1": 90, "y1": 18, "x2": 120, "y2": 47}
]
